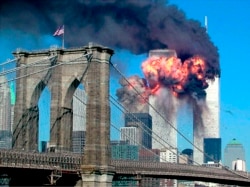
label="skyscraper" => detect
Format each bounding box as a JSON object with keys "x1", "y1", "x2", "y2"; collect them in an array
[
  {"x1": 124, "y1": 113, "x2": 152, "y2": 149},
  {"x1": 148, "y1": 49, "x2": 178, "y2": 150},
  {"x1": 0, "y1": 76, "x2": 12, "y2": 149},
  {"x1": 193, "y1": 78, "x2": 220, "y2": 164},
  {"x1": 224, "y1": 138, "x2": 245, "y2": 169}
]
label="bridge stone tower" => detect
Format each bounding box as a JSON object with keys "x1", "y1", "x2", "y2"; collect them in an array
[{"x1": 12, "y1": 43, "x2": 115, "y2": 186}]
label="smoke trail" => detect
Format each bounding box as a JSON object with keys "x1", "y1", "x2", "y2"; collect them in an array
[
  {"x1": 0, "y1": 0, "x2": 220, "y2": 78},
  {"x1": 116, "y1": 75, "x2": 149, "y2": 113}
]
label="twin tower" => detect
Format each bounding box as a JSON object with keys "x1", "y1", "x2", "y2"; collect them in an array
[{"x1": 148, "y1": 49, "x2": 220, "y2": 164}]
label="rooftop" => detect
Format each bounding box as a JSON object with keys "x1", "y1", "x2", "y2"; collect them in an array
[{"x1": 228, "y1": 138, "x2": 242, "y2": 145}]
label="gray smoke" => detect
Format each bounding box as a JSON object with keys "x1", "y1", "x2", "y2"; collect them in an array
[
  {"x1": 0, "y1": 0, "x2": 220, "y2": 78},
  {"x1": 116, "y1": 75, "x2": 149, "y2": 113}
]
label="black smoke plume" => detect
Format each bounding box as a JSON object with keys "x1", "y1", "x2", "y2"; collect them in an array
[{"x1": 0, "y1": 0, "x2": 220, "y2": 78}]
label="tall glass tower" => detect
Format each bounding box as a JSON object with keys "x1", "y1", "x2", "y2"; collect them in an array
[{"x1": 224, "y1": 138, "x2": 245, "y2": 169}]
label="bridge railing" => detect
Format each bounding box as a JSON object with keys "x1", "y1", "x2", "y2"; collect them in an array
[
  {"x1": 0, "y1": 149, "x2": 249, "y2": 184},
  {"x1": 0, "y1": 149, "x2": 81, "y2": 172},
  {"x1": 111, "y1": 159, "x2": 249, "y2": 180}
]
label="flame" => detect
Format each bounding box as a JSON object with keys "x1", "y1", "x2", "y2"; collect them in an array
[
  {"x1": 141, "y1": 55, "x2": 207, "y2": 97},
  {"x1": 151, "y1": 84, "x2": 160, "y2": 94}
]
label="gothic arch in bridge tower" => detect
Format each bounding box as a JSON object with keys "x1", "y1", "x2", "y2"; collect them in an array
[{"x1": 12, "y1": 44, "x2": 113, "y2": 152}]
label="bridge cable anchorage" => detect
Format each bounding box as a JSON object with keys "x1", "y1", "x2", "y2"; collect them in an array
[{"x1": 110, "y1": 61, "x2": 250, "y2": 179}]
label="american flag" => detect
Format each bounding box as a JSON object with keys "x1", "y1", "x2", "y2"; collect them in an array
[{"x1": 53, "y1": 25, "x2": 64, "y2": 36}]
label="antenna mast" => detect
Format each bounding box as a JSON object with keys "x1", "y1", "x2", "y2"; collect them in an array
[{"x1": 205, "y1": 16, "x2": 208, "y2": 33}]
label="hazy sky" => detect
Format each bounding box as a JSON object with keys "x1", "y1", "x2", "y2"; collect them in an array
[{"x1": 0, "y1": 0, "x2": 250, "y2": 169}]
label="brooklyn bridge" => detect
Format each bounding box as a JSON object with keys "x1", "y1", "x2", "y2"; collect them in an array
[{"x1": 0, "y1": 43, "x2": 249, "y2": 186}]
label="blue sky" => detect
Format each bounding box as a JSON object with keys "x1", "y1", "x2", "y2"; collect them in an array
[
  {"x1": 168, "y1": 0, "x2": 250, "y2": 170},
  {"x1": 1, "y1": 0, "x2": 250, "y2": 170}
]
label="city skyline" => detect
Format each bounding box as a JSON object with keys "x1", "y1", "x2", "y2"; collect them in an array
[{"x1": 0, "y1": 0, "x2": 249, "y2": 170}]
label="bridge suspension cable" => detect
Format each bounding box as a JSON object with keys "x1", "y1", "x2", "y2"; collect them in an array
[
  {"x1": 109, "y1": 62, "x2": 201, "y2": 154},
  {"x1": 0, "y1": 58, "x2": 18, "y2": 66},
  {"x1": 109, "y1": 61, "x2": 246, "y2": 176},
  {"x1": 1, "y1": 49, "x2": 248, "y2": 180},
  {"x1": 0, "y1": 52, "x2": 92, "y2": 86},
  {"x1": 0, "y1": 55, "x2": 57, "y2": 77}
]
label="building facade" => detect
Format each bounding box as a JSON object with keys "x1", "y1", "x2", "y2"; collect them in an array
[
  {"x1": 120, "y1": 127, "x2": 138, "y2": 146},
  {"x1": 110, "y1": 140, "x2": 139, "y2": 160},
  {"x1": 224, "y1": 138, "x2": 246, "y2": 169},
  {"x1": 139, "y1": 148, "x2": 160, "y2": 162},
  {"x1": 193, "y1": 78, "x2": 220, "y2": 164},
  {"x1": 204, "y1": 138, "x2": 221, "y2": 163},
  {"x1": 124, "y1": 113, "x2": 152, "y2": 149},
  {"x1": 160, "y1": 148, "x2": 178, "y2": 187}
]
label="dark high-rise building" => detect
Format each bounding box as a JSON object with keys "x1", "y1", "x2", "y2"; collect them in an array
[
  {"x1": 125, "y1": 113, "x2": 152, "y2": 149},
  {"x1": 204, "y1": 138, "x2": 221, "y2": 163}
]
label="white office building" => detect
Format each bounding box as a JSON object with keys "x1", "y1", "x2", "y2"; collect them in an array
[
  {"x1": 160, "y1": 148, "x2": 178, "y2": 187},
  {"x1": 120, "y1": 127, "x2": 139, "y2": 146}
]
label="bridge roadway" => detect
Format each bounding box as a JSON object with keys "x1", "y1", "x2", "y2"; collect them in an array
[{"x1": 0, "y1": 149, "x2": 249, "y2": 186}]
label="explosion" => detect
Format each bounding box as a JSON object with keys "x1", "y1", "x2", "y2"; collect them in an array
[{"x1": 142, "y1": 55, "x2": 209, "y2": 99}]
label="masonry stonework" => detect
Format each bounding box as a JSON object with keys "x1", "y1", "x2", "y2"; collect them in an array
[{"x1": 12, "y1": 44, "x2": 114, "y2": 186}]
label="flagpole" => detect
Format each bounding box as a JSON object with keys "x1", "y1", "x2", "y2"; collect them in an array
[
  {"x1": 53, "y1": 25, "x2": 65, "y2": 48},
  {"x1": 62, "y1": 25, "x2": 64, "y2": 49}
]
